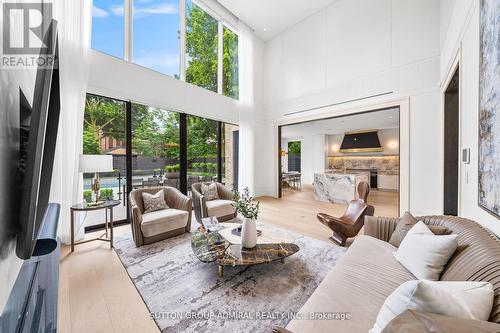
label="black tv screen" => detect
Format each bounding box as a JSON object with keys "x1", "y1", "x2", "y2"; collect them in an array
[{"x1": 16, "y1": 20, "x2": 60, "y2": 260}]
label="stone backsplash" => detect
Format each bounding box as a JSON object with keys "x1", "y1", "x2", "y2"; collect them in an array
[{"x1": 328, "y1": 155, "x2": 399, "y2": 175}]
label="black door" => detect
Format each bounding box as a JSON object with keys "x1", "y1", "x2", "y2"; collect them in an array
[{"x1": 443, "y1": 68, "x2": 459, "y2": 216}]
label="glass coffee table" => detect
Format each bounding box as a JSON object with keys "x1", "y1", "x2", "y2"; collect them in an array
[{"x1": 191, "y1": 223, "x2": 300, "y2": 277}]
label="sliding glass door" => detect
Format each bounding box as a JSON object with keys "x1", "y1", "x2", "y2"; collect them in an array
[
  {"x1": 83, "y1": 95, "x2": 128, "y2": 228},
  {"x1": 82, "y1": 93, "x2": 238, "y2": 230},
  {"x1": 222, "y1": 123, "x2": 239, "y2": 190},
  {"x1": 131, "y1": 103, "x2": 180, "y2": 190},
  {"x1": 186, "y1": 115, "x2": 218, "y2": 194}
]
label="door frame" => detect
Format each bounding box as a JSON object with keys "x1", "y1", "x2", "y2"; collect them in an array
[
  {"x1": 274, "y1": 97, "x2": 410, "y2": 216},
  {"x1": 441, "y1": 48, "x2": 462, "y2": 215}
]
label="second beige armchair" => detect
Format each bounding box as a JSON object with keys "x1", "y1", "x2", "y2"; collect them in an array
[
  {"x1": 191, "y1": 182, "x2": 237, "y2": 223},
  {"x1": 129, "y1": 186, "x2": 192, "y2": 247}
]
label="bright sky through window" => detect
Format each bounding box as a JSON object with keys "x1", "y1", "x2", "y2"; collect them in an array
[
  {"x1": 92, "y1": 0, "x2": 125, "y2": 59},
  {"x1": 133, "y1": 0, "x2": 180, "y2": 78}
]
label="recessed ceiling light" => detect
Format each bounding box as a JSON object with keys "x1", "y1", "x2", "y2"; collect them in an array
[{"x1": 263, "y1": 28, "x2": 267, "y2": 32}]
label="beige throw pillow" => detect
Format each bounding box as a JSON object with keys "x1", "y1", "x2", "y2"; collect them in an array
[
  {"x1": 142, "y1": 190, "x2": 169, "y2": 213},
  {"x1": 394, "y1": 221, "x2": 458, "y2": 280},
  {"x1": 389, "y1": 212, "x2": 450, "y2": 247},
  {"x1": 369, "y1": 280, "x2": 494, "y2": 333},
  {"x1": 201, "y1": 183, "x2": 219, "y2": 201}
]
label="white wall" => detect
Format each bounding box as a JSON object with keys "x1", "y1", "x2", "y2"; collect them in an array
[
  {"x1": 256, "y1": 0, "x2": 443, "y2": 216},
  {"x1": 88, "y1": 51, "x2": 240, "y2": 125},
  {"x1": 440, "y1": 0, "x2": 500, "y2": 235}
]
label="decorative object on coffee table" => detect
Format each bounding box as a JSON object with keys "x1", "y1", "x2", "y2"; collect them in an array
[
  {"x1": 479, "y1": 0, "x2": 500, "y2": 218},
  {"x1": 233, "y1": 187, "x2": 260, "y2": 249}
]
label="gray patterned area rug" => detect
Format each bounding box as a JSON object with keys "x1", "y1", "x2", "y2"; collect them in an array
[{"x1": 114, "y1": 223, "x2": 347, "y2": 333}]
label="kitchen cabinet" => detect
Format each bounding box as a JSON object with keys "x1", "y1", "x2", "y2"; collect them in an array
[{"x1": 377, "y1": 175, "x2": 398, "y2": 190}]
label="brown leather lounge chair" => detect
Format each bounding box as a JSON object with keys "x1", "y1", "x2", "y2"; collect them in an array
[{"x1": 317, "y1": 181, "x2": 374, "y2": 246}]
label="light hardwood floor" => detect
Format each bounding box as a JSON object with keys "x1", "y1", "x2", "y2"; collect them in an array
[
  {"x1": 259, "y1": 185, "x2": 398, "y2": 242},
  {"x1": 58, "y1": 185, "x2": 398, "y2": 332}
]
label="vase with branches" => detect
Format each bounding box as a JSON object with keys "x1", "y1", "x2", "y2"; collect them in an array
[{"x1": 233, "y1": 187, "x2": 260, "y2": 248}]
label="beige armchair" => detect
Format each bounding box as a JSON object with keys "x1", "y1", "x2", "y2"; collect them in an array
[
  {"x1": 129, "y1": 186, "x2": 192, "y2": 247},
  {"x1": 191, "y1": 182, "x2": 237, "y2": 223}
]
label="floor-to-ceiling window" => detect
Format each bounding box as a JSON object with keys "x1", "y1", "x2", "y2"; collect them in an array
[
  {"x1": 131, "y1": 103, "x2": 180, "y2": 190},
  {"x1": 82, "y1": 94, "x2": 239, "y2": 229},
  {"x1": 83, "y1": 95, "x2": 128, "y2": 227},
  {"x1": 186, "y1": 115, "x2": 218, "y2": 193},
  {"x1": 132, "y1": 0, "x2": 180, "y2": 78}
]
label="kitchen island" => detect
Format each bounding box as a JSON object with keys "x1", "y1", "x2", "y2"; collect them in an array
[{"x1": 314, "y1": 172, "x2": 370, "y2": 204}]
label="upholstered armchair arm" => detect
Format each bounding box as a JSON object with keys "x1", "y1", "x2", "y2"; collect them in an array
[
  {"x1": 165, "y1": 187, "x2": 192, "y2": 231},
  {"x1": 191, "y1": 185, "x2": 207, "y2": 223},
  {"x1": 129, "y1": 192, "x2": 144, "y2": 247},
  {"x1": 166, "y1": 187, "x2": 192, "y2": 211},
  {"x1": 271, "y1": 327, "x2": 293, "y2": 333},
  {"x1": 364, "y1": 216, "x2": 399, "y2": 242},
  {"x1": 216, "y1": 183, "x2": 234, "y2": 201}
]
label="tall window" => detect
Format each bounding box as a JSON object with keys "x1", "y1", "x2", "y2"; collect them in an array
[
  {"x1": 187, "y1": 115, "x2": 218, "y2": 193},
  {"x1": 83, "y1": 95, "x2": 127, "y2": 226},
  {"x1": 223, "y1": 26, "x2": 239, "y2": 99},
  {"x1": 185, "y1": 0, "x2": 218, "y2": 92},
  {"x1": 91, "y1": 0, "x2": 239, "y2": 99},
  {"x1": 91, "y1": 0, "x2": 125, "y2": 59},
  {"x1": 133, "y1": 0, "x2": 180, "y2": 78},
  {"x1": 131, "y1": 104, "x2": 180, "y2": 190}
]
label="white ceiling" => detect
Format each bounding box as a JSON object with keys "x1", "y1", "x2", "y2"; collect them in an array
[
  {"x1": 217, "y1": 0, "x2": 339, "y2": 41},
  {"x1": 281, "y1": 108, "x2": 400, "y2": 139}
]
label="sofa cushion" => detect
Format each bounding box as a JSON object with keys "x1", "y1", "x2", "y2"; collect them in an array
[
  {"x1": 141, "y1": 208, "x2": 188, "y2": 237},
  {"x1": 389, "y1": 212, "x2": 449, "y2": 247},
  {"x1": 370, "y1": 280, "x2": 494, "y2": 333},
  {"x1": 206, "y1": 199, "x2": 235, "y2": 218},
  {"x1": 381, "y1": 310, "x2": 500, "y2": 333},
  {"x1": 395, "y1": 221, "x2": 458, "y2": 280},
  {"x1": 287, "y1": 235, "x2": 415, "y2": 333}
]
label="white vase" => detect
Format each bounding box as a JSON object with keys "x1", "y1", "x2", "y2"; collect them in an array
[{"x1": 241, "y1": 217, "x2": 257, "y2": 249}]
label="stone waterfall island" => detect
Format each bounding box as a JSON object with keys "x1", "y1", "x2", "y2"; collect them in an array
[{"x1": 314, "y1": 172, "x2": 370, "y2": 204}]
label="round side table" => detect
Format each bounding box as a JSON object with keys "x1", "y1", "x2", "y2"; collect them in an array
[{"x1": 70, "y1": 200, "x2": 121, "y2": 252}]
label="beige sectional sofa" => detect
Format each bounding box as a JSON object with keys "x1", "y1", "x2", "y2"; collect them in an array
[{"x1": 278, "y1": 215, "x2": 500, "y2": 333}]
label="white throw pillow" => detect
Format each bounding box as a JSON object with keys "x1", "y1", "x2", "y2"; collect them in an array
[
  {"x1": 394, "y1": 221, "x2": 458, "y2": 280},
  {"x1": 369, "y1": 280, "x2": 494, "y2": 333}
]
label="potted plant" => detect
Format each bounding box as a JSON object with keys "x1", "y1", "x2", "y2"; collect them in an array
[{"x1": 233, "y1": 187, "x2": 260, "y2": 248}]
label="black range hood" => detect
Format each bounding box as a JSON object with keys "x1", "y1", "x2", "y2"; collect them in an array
[{"x1": 339, "y1": 130, "x2": 382, "y2": 153}]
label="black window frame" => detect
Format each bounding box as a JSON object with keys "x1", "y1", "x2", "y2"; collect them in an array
[{"x1": 83, "y1": 93, "x2": 234, "y2": 231}]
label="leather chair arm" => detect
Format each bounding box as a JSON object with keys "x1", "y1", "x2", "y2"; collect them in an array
[
  {"x1": 364, "y1": 216, "x2": 399, "y2": 242},
  {"x1": 271, "y1": 326, "x2": 293, "y2": 333},
  {"x1": 217, "y1": 183, "x2": 234, "y2": 201},
  {"x1": 381, "y1": 309, "x2": 500, "y2": 333}
]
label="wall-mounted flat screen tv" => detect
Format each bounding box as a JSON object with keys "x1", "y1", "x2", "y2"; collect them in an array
[{"x1": 16, "y1": 20, "x2": 60, "y2": 259}]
